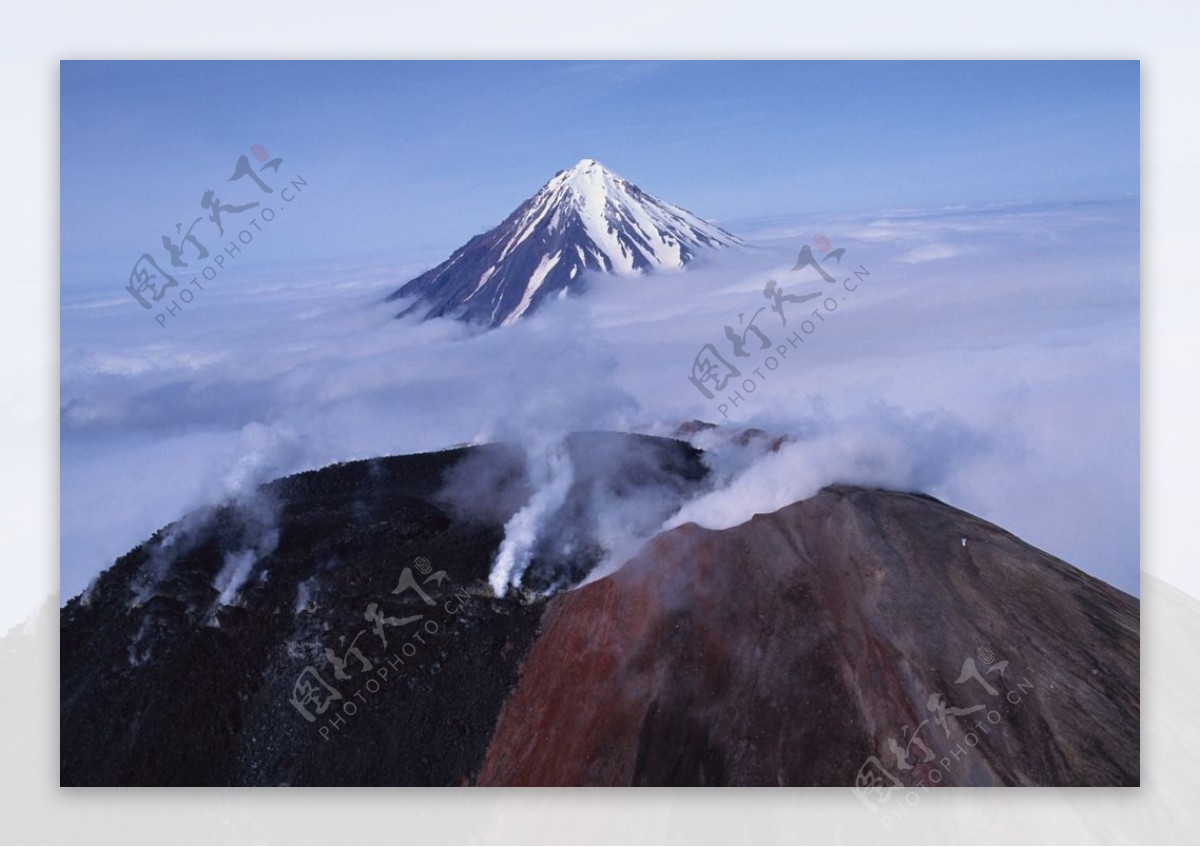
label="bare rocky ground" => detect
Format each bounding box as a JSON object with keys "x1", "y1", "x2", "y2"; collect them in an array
[{"x1": 60, "y1": 434, "x2": 1137, "y2": 786}]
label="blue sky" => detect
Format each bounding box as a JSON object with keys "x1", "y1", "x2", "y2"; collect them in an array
[
  {"x1": 61, "y1": 60, "x2": 1139, "y2": 292},
  {"x1": 59, "y1": 61, "x2": 1141, "y2": 602}
]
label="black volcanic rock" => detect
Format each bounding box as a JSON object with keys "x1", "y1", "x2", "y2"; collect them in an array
[
  {"x1": 61, "y1": 439, "x2": 1138, "y2": 787},
  {"x1": 59, "y1": 433, "x2": 707, "y2": 786},
  {"x1": 386, "y1": 159, "x2": 744, "y2": 328}
]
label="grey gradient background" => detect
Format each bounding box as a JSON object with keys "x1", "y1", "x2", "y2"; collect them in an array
[{"x1": 2, "y1": 0, "x2": 1196, "y2": 843}]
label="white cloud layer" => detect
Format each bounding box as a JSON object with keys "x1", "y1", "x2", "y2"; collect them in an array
[{"x1": 59, "y1": 197, "x2": 1139, "y2": 606}]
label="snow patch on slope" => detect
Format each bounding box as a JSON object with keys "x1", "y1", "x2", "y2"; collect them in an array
[
  {"x1": 391, "y1": 158, "x2": 744, "y2": 328},
  {"x1": 503, "y1": 250, "x2": 563, "y2": 326}
]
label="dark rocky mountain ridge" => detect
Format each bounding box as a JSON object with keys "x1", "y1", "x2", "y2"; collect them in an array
[{"x1": 60, "y1": 433, "x2": 1138, "y2": 786}]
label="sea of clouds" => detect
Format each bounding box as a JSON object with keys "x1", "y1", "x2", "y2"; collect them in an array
[{"x1": 57, "y1": 196, "x2": 1139, "y2": 619}]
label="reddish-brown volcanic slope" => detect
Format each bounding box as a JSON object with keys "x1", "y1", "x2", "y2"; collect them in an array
[{"x1": 477, "y1": 486, "x2": 1138, "y2": 786}]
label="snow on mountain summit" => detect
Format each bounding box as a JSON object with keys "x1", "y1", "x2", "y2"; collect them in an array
[
  {"x1": 388, "y1": 159, "x2": 745, "y2": 328},
  {"x1": 528, "y1": 158, "x2": 740, "y2": 273}
]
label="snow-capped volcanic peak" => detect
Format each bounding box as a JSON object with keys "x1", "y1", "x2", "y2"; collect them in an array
[
  {"x1": 388, "y1": 158, "x2": 744, "y2": 328},
  {"x1": 515, "y1": 158, "x2": 740, "y2": 273}
]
